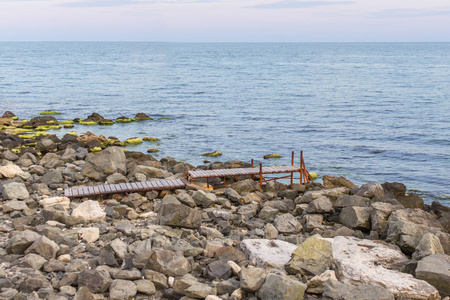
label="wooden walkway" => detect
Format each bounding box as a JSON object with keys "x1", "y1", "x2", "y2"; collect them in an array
[
  {"x1": 188, "y1": 165, "x2": 301, "y2": 179},
  {"x1": 64, "y1": 178, "x2": 189, "y2": 198}
]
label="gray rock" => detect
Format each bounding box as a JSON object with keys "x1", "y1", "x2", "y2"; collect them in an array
[
  {"x1": 61, "y1": 147, "x2": 76, "y2": 163},
  {"x1": 286, "y1": 236, "x2": 333, "y2": 276},
  {"x1": 303, "y1": 214, "x2": 324, "y2": 232},
  {"x1": 110, "y1": 238, "x2": 128, "y2": 260},
  {"x1": 322, "y1": 280, "x2": 394, "y2": 300},
  {"x1": 2, "y1": 182, "x2": 29, "y2": 200},
  {"x1": 148, "y1": 250, "x2": 191, "y2": 277},
  {"x1": 257, "y1": 273, "x2": 307, "y2": 300},
  {"x1": 106, "y1": 172, "x2": 128, "y2": 184},
  {"x1": 71, "y1": 200, "x2": 106, "y2": 222},
  {"x1": 40, "y1": 170, "x2": 63, "y2": 185},
  {"x1": 20, "y1": 253, "x2": 46, "y2": 270},
  {"x1": 371, "y1": 202, "x2": 397, "y2": 238},
  {"x1": 264, "y1": 223, "x2": 279, "y2": 239},
  {"x1": 241, "y1": 239, "x2": 298, "y2": 270},
  {"x1": 258, "y1": 206, "x2": 279, "y2": 220},
  {"x1": 412, "y1": 233, "x2": 445, "y2": 260},
  {"x1": 5, "y1": 229, "x2": 41, "y2": 254},
  {"x1": 176, "y1": 192, "x2": 196, "y2": 207},
  {"x1": 274, "y1": 213, "x2": 302, "y2": 233},
  {"x1": 2, "y1": 200, "x2": 28, "y2": 213},
  {"x1": 135, "y1": 279, "x2": 156, "y2": 295},
  {"x1": 43, "y1": 259, "x2": 66, "y2": 272},
  {"x1": 207, "y1": 260, "x2": 232, "y2": 280},
  {"x1": 334, "y1": 195, "x2": 370, "y2": 210},
  {"x1": 36, "y1": 138, "x2": 56, "y2": 152},
  {"x1": 116, "y1": 220, "x2": 135, "y2": 236},
  {"x1": 339, "y1": 206, "x2": 371, "y2": 230},
  {"x1": 416, "y1": 253, "x2": 450, "y2": 297},
  {"x1": 39, "y1": 153, "x2": 65, "y2": 169},
  {"x1": 356, "y1": 183, "x2": 385, "y2": 201},
  {"x1": 217, "y1": 278, "x2": 240, "y2": 295},
  {"x1": 73, "y1": 286, "x2": 96, "y2": 300},
  {"x1": 143, "y1": 270, "x2": 168, "y2": 290},
  {"x1": 109, "y1": 279, "x2": 137, "y2": 300},
  {"x1": 159, "y1": 203, "x2": 202, "y2": 229},
  {"x1": 300, "y1": 187, "x2": 349, "y2": 204},
  {"x1": 323, "y1": 175, "x2": 358, "y2": 189},
  {"x1": 81, "y1": 147, "x2": 127, "y2": 181},
  {"x1": 121, "y1": 193, "x2": 145, "y2": 209},
  {"x1": 184, "y1": 282, "x2": 216, "y2": 299},
  {"x1": 225, "y1": 188, "x2": 240, "y2": 202},
  {"x1": 240, "y1": 266, "x2": 266, "y2": 292},
  {"x1": 77, "y1": 269, "x2": 112, "y2": 293},
  {"x1": 19, "y1": 276, "x2": 52, "y2": 293},
  {"x1": 305, "y1": 196, "x2": 334, "y2": 214},
  {"x1": 397, "y1": 193, "x2": 424, "y2": 209},
  {"x1": 192, "y1": 190, "x2": 217, "y2": 208},
  {"x1": 110, "y1": 268, "x2": 142, "y2": 280},
  {"x1": 131, "y1": 165, "x2": 164, "y2": 179},
  {"x1": 229, "y1": 179, "x2": 263, "y2": 194},
  {"x1": 25, "y1": 235, "x2": 60, "y2": 259}
]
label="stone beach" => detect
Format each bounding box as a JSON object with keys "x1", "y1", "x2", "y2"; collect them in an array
[{"x1": 1, "y1": 111, "x2": 450, "y2": 299}]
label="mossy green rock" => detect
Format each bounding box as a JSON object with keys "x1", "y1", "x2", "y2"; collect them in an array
[
  {"x1": 116, "y1": 117, "x2": 134, "y2": 123},
  {"x1": 147, "y1": 148, "x2": 159, "y2": 153},
  {"x1": 35, "y1": 125, "x2": 62, "y2": 131},
  {"x1": 123, "y1": 137, "x2": 143, "y2": 146},
  {"x1": 202, "y1": 151, "x2": 222, "y2": 157},
  {"x1": 63, "y1": 124, "x2": 75, "y2": 129},
  {"x1": 59, "y1": 120, "x2": 74, "y2": 124},
  {"x1": 264, "y1": 153, "x2": 282, "y2": 159},
  {"x1": 160, "y1": 117, "x2": 170, "y2": 120},
  {"x1": 309, "y1": 172, "x2": 318, "y2": 180},
  {"x1": 98, "y1": 120, "x2": 115, "y2": 125},
  {"x1": 79, "y1": 121, "x2": 98, "y2": 125},
  {"x1": 143, "y1": 137, "x2": 160, "y2": 142},
  {"x1": 286, "y1": 236, "x2": 333, "y2": 276},
  {"x1": 40, "y1": 110, "x2": 61, "y2": 115}
]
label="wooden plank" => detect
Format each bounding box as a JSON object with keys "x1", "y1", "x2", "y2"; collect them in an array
[
  {"x1": 154, "y1": 180, "x2": 163, "y2": 189},
  {"x1": 142, "y1": 182, "x2": 151, "y2": 189},
  {"x1": 130, "y1": 182, "x2": 139, "y2": 190},
  {"x1": 98, "y1": 185, "x2": 106, "y2": 194},
  {"x1": 114, "y1": 184, "x2": 122, "y2": 192},
  {"x1": 104, "y1": 185, "x2": 112, "y2": 193},
  {"x1": 93, "y1": 186, "x2": 100, "y2": 195},
  {"x1": 135, "y1": 182, "x2": 144, "y2": 189}
]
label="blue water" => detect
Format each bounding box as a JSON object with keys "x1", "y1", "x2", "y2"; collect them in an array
[{"x1": 1, "y1": 42, "x2": 449, "y2": 204}]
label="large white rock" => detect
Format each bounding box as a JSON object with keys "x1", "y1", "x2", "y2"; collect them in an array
[
  {"x1": 326, "y1": 236, "x2": 439, "y2": 300},
  {"x1": 78, "y1": 227, "x2": 100, "y2": 243},
  {"x1": 71, "y1": 200, "x2": 106, "y2": 222},
  {"x1": 0, "y1": 164, "x2": 24, "y2": 178},
  {"x1": 240, "y1": 239, "x2": 298, "y2": 270},
  {"x1": 39, "y1": 197, "x2": 71, "y2": 210}
]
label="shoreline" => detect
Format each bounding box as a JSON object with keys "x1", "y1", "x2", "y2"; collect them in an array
[{"x1": 1, "y1": 112, "x2": 450, "y2": 299}]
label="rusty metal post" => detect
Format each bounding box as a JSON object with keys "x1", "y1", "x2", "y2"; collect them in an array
[
  {"x1": 251, "y1": 159, "x2": 254, "y2": 180},
  {"x1": 259, "y1": 163, "x2": 263, "y2": 188},
  {"x1": 224, "y1": 177, "x2": 226, "y2": 187},
  {"x1": 290, "y1": 151, "x2": 294, "y2": 188},
  {"x1": 206, "y1": 177, "x2": 209, "y2": 189},
  {"x1": 300, "y1": 151, "x2": 303, "y2": 184}
]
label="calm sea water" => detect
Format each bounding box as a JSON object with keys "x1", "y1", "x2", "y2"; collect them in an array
[{"x1": 1, "y1": 42, "x2": 449, "y2": 204}]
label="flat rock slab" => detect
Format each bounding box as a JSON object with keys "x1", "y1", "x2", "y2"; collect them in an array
[
  {"x1": 325, "y1": 236, "x2": 439, "y2": 300},
  {"x1": 240, "y1": 239, "x2": 298, "y2": 270}
]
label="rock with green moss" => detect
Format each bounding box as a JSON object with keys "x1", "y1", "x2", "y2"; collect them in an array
[
  {"x1": 89, "y1": 147, "x2": 102, "y2": 153},
  {"x1": 160, "y1": 117, "x2": 170, "y2": 120},
  {"x1": 135, "y1": 113, "x2": 153, "y2": 120},
  {"x1": 2, "y1": 111, "x2": 17, "y2": 119},
  {"x1": 40, "y1": 110, "x2": 61, "y2": 115},
  {"x1": 143, "y1": 137, "x2": 160, "y2": 142},
  {"x1": 63, "y1": 124, "x2": 75, "y2": 129},
  {"x1": 107, "y1": 137, "x2": 123, "y2": 146},
  {"x1": 66, "y1": 131, "x2": 78, "y2": 136},
  {"x1": 285, "y1": 236, "x2": 333, "y2": 276},
  {"x1": 202, "y1": 151, "x2": 222, "y2": 157},
  {"x1": 123, "y1": 137, "x2": 143, "y2": 146},
  {"x1": 264, "y1": 154, "x2": 282, "y2": 159},
  {"x1": 147, "y1": 148, "x2": 159, "y2": 153},
  {"x1": 309, "y1": 172, "x2": 318, "y2": 180},
  {"x1": 79, "y1": 121, "x2": 98, "y2": 126},
  {"x1": 98, "y1": 119, "x2": 115, "y2": 125},
  {"x1": 18, "y1": 132, "x2": 50, "y2": 140},
  {"x1": 59, "y1": 120, "x2": 74, "y2": 125},
  {"x1": 35, "y1": 125, "x2": 62, "y2": 131},
  {"x1": 116, "y1": 116, "x2": 135, "y2": 123}
]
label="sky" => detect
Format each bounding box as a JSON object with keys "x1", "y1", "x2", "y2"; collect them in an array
[{"x1": 0, "y1": 0, "x2": 449, "y2": 42}]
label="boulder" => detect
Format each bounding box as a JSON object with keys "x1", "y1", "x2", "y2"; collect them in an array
[
  {"x1": 39, "y1": 196, "x2": 70, "y2": 210},
  {"x1": 110, "y1": 238, "x2": 128, "y2": 259},
  {"x1": 286, "y1": 236, "x2": 333, "y2": 276},
  {"x1": 370, "y1": 202, "x2": 397, "y2": 238},
  {"x1": 326, "y1": 236, "x2": 439, "y2": 299},
  {"x1": 109, "y1": 279, "x2": 137, "y2": 300},
  {"x1": 5, "y1": 230, "x2": 41, "y2": 254},
  {"x1": 207, "y1": 260, "x2": 232, "y2": 280},
  {"x1": 323, "y1": 280, "x2": 394, "y2": 300},
  {"x1": 240, "y1": 239, "x2": 298, "y2": 270},
  {"x1": 305, "y1": 196, "x2": 334, "y2": 214},
  {"x1": 81, "y1": 147, "x2": 127, "y2": 181},
  {"x1": 240, "y1": 267, "x2": 266, "y2": 292},
  {"x1": 0, "y1": 164, "x2": 24, "y2": 178},
  {"x1": 20, "y1": 253, "x2": 46, "y2": 270},
  {"x1": 135, "y1": 279, "x2": 156, "y2": 295},
  {"x1": 71, "y1": 200, "x2": 106, "y2": 222},
  {"x1": 382, "y1": 182, "x2": 406, "y2": 199},
  {"x1": 2, "y1": 200, "x2": 28, "y2": 213},
  {"x1": 334, "y1": 195, "x2": 370, "y2": 211},
  {"x1": 303, "y1": 214, "x2": 324, "y2": 232},
  {"x1": 148, "y1": 250, "x2": 191, "y2": 277},
  {"x1": 274, "y1": 213, "x2": 302, "y2": 233},
  {"x1": 339, "y1": 206, "x2": 371, "y2": 230},
  {"x1": 78, "y1": 227, "x2": 100, "y2": 243},
  {"x1": 412, "y1": 233, "x2": 445, "y2": 260},
  {"x1": 192, "y1": 190, "x2": 217, "y2": 208},
  {"x1": 306, "y1": 270, "x2": 337, "y2": 294},
  {"x1": 229, "y1": 179, "x2": 263, "y2": 194},
  {"x1": 73, "y1": 286, "x2": 96, "y2": 300},
  {"x1": 322, "y1": 175, "x2": 358, "y2": 189},
  {"x1": 24, "y1": 235, "x2": 60, "y2": 259},
  {"x1": 159, "y1": 203, "x2": 202, "y2": 229},
  {"x1": 356, "y1": 183, "x2": 385, "y2": 201},
  {"x1": 184, "y1": 282, "x2": 216, "y2": 298},
  {"x1": 416, "y1": 254, "x2": 450, "y2": 297},
  {"x1": 40, "y1": 170, "x2": 63, "y2": 185},
  {"x1": 257, "y1": 273, "x2": 307, "y2": 300},
  {"x1": 300, "y1": 187, "x2": 349, "y2": 203},
  {"x1": 396, "y1": 194, "x2": 424, "y2": 209},
  {"x1": 131, "y1": 165, "x2": 164, "y2": 179},
  {"x1": 2, "y1": 182, "x2": 29, "y2": 200},
  {"x1": 77, "y1": 269, "x2": 112, "y2": 293}
]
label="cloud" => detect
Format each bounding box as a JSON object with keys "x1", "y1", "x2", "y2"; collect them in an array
[
  {"x1": 57, "y1": 0, "x2": 221, "y2": 7},
  {"x1": 369, "y1": 8, "x2": 450, "y2": 18},
  {"x1": 245, "y1": 0, "x2": 354, "y2": 9}
]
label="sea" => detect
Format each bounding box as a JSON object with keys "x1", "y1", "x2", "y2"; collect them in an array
[{"x1": 0, "y1": 42, "x2": 449, "y2": 204}]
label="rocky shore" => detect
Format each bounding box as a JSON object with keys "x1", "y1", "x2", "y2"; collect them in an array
[{"x1": 1, "y1": 112, "x2": 450, "y2": 300}]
